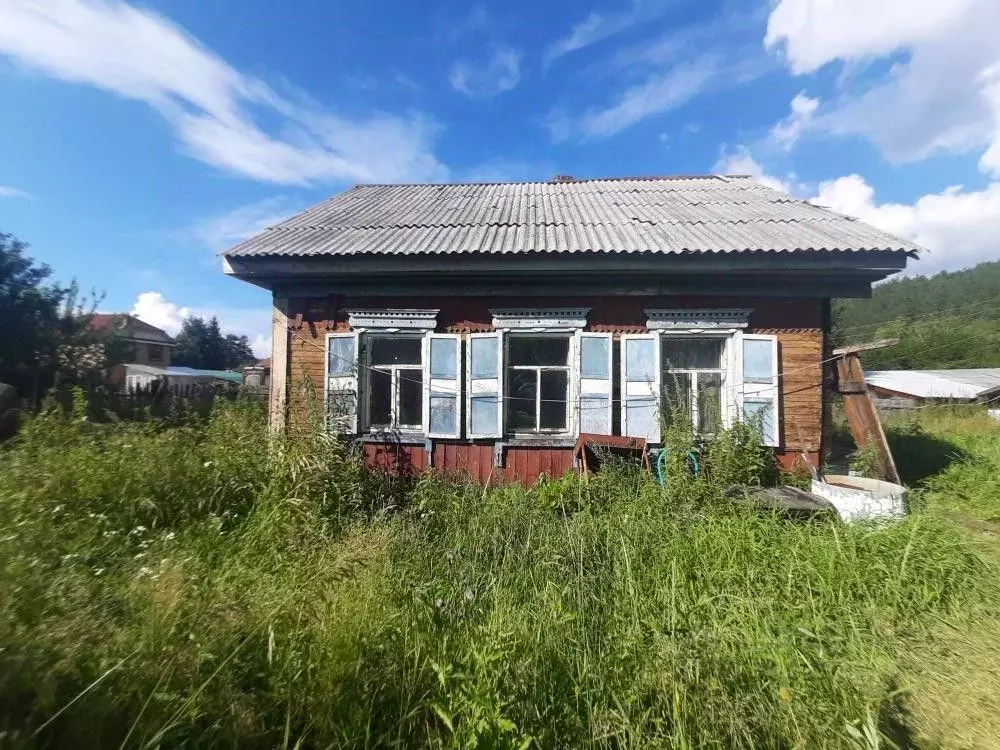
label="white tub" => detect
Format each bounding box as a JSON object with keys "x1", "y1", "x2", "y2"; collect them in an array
[{"x1": 810, "y1": 475, "x2": 908, "y2": 522}]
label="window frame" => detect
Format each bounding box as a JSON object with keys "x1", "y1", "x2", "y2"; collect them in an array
[
  {"x1": 503, "y1": 331, "x2": 576, "y2": 436},
  {"x1": 362, "y1": 332, "x2": 426, "y2": 433},
  {"x1": 146, "y1": 343, "x2": 164, "y2": 364},
  {"x1": 324, "y1": 331, "x2": 360, "y2": 435},
  {"x1": 659, "y1": 333, "x2": 732, "y2": 436}
]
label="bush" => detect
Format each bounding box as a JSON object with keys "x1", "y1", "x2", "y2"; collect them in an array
[{"x1": 0, "y1": 398, "x2": 993, "y2": 748}]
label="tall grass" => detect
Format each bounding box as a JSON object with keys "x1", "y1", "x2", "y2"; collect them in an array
[{"x1": 0, "y1": 397, "x2": 991, "y2": 747}]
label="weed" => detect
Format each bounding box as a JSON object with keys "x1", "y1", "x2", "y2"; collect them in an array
[{"x1": 0, "y1": 396, "x2": 995, "y2": 748}]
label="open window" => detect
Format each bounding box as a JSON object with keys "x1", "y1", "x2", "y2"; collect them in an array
[
  {"x1": 621, "y1": 334, "x2": 660, "y2": 442},
  {"x1": 504, "y1": 333, "x2": 573, "y2": 435},
  {"x1": 740, "y1": 334, "x2": 779, "y2": 446},
  {"x1": 578, "y1": 332, "x2": 613, "y2": 434},
  {"x1": 466, "y1": 332, "x2": 503, "y2": 438},
  {"x1": 424, "y1": 334, "x2": 462, "y2": 438},
  {"x1": 326, "y1": 332, "x2": 359, "y2": 433}
]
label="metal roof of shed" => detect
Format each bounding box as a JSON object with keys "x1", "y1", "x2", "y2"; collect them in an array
[
  {"x1": 223, "y1": 176, "x2": 921, "y2": 259},
  {"x1": 865, "y1": 369, "x2": 1000, "y2": 400}
]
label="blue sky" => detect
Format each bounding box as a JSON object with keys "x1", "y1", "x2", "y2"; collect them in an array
[{"x1": 2, "y1": 0, "x2": 999, "y2": 355}]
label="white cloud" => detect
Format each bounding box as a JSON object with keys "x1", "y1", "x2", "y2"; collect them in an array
[
  {"x1": 0, "y1": 0, "x2": 447, "y2": 185},
  {"x1": 566, "y1": 57, "x2": 717, "y2": 140},
  {"x1": 764, "y1": 0, "x2": 1000, "y2": 175},
  {"x1": 0, "y1": 185, "x2": 30, "y2": 199},
  {"x1": 812, "y1": 174, "x2": 1000, "y2": 275},
  {"x1": 768, "y1": 92, "x2": 819, "y2": 150},
  {"x1": 130, "y1": 292, "x2": 191, "y2": 336},
  {"x1": 192, "y1": 197, "x2": 303, "y2": 252},
  {"x1": 545, "y1": 0, "x2": 673, "y2": 63},
  {"x1": 449, "y1": 47, "x2": 522, "y2": 99},
  {"x1": 713, "y1": 146, "x2": 791, "y2": 193},
  {"x1": 130, "y1": 291, "x2": 271, "y2": 357}
]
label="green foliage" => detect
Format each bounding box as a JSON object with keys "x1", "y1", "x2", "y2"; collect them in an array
[
  {"x1": 0, "y1": 233, "x2": 102, "y2": 400},
  {"x1": 0, "y1": 401, "x2": 994, "y2": 748},
  {"x1": 833, "y1": 261, "x2": 1000, "y2": 369},
  {"x1": 172, "y1": 316, "x2": 256, "y2": 370}
]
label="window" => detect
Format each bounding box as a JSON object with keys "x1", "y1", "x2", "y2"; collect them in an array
[
  {"x1": 504, "y1": 334, "x2": 571, "y2": 433},
  {"x1": 661, "y1": 337, "x2": 726, "y2": 434},
  {"x1": 147, "y1": 344, "x2": 164, "y2": 363},
  {"x1": 365, "y1": 335, "x2": 423, "y2": 430}
]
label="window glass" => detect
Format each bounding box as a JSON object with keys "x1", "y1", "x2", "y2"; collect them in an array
[
  {"x1": 429, "y1": 393, "x2": 457, "y2": 435},
  {"x1": 697, "y1": 372, "x2": 723, "y2": 434},
  {"x1": 470, "y1": 337, "x2": 498, "y2": 379},
  {"x1": 743, "y1": 339, "x2": 774, "y2": 383},
  {"x1": 625, "y1": 397, "x2": 658, "y2": 440},
  {"x1": 580, "y1": 336, "x2": 610, "y2": 379},
  {"x1": 471, "y1": 395, "x2": 498, "y2": 435},
  {"x1": 508, "y1": 336, "x2": 569, "y2": 366},
  {"x1": 580, "y1": 396, "x2": 609, "y2": 434},
  {"x1": 148, "y1": 345, "x2": 163, "y2": 363},
  {"x1": 662, "y1": 373, "x2": 692, "y2": 425},
  {"x1": 398, "y1": 370, "x2": 423, "y2": 426},
  {"x1": 368, "y1": 369, "x2": 391, "y2": 425},
  {"x1": 370, "y1": 336, "x2": 421, "y2": 366},
  {"x1": 506, "y1": 369, "x2": 537, "y2": 431},
  {"x1": 743, "y1": 399, "x2": 775, "y2": 441},
  {"x1": 662, "y1": 338, "x2": 724, "y2": 370},
  {"x1": 539, "y1": 370, "x2": 568, "y2": 429},
  {"x1": 328, "y1": 336, "x2": 356, "y2": 377},
  {"x1": 625, "y1": 338, "x2": 656, "y2": 382},
  {"x1": 430, "y1": 337, "x2": 458, "y2": 379}
]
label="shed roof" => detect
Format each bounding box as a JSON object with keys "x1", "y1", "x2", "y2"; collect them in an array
[
  {"x1": 223, "y1": 176, "x2": 921, "y2": 259},
  {"x1": 865, "y1": 369, "x2": 1000, "y2": 400}
]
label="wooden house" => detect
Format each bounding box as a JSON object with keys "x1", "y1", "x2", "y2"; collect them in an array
[{"x1": 222, "y1": 176, "x2": 917, "y2": 483}]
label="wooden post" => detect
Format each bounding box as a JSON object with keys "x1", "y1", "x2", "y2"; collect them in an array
[
  {"x1": 833, "y1": 339, "x2": 900, "y2": 485},
  {"x1": 269, "y1": 296, "x2": 289, "y2": 433}
]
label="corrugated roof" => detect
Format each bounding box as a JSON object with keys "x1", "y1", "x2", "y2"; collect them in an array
[
  {"x1": 865, "y1": 369, "x2": 1000, "y2": 400},
  {"x1": 223, "y1": 176, "x2": 921, "y2": 258}
]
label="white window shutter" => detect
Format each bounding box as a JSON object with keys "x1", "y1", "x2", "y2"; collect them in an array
[
  {"x1": 326, "y1": 332, "x2": 359, "y2": 434},
  {"x1": 620, "y1": 334, "x2": 661, "y2": 442},
  {"x1": 740, "y1": 334, "x2": 779, "y2": 447},
  {"x1": 578, "y1": 332, "x2": 613, "y2": 435},
  {"x1": 423, "y1": 333, "x2": 462, "y2": 438},
  {"x1": 466, "y1": 332, "x2": 503, "y2": 438}
]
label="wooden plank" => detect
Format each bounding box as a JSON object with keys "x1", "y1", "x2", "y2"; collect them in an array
[
  {"x1": 269, "y1": 296, "x2": 289, "y2": 432},
  {"x1": 832, "y1": 338, "x2": 899, "y2": 356},
  {"x1": 836, "y1": 353, "x2": 900, "y2": 484}
]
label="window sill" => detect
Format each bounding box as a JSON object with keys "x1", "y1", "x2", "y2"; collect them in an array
[{"x1": 357, "y1": 431, "x2": 426, "y2": 444}]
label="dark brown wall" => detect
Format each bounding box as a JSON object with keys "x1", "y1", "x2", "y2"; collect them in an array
[{"x1": 283, "y1": 294, "x2": 825, "y2": 482}]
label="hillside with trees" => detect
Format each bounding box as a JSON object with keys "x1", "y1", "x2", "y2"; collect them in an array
[{"x1": 833, "y1": 261, "x2": 1000, "y2": 370}]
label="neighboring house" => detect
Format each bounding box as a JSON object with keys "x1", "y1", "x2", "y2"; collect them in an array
[
  {"x1": 866, "y1": 369, "x2": 1000, "y2": 409},
  {"x1": 89, "y1": 314, "x2": 177, "y2": 387},
  {"x1": 222, "y1": 176, "x2": 917, "y2": 483},
  {"x1": 90, "y1": 315, "x2": 242, "y2": 393}
]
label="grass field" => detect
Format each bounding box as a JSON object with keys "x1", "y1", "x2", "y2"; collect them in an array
[{"x1": 0, "y1": 397, "x2": 998, "y2": 748}]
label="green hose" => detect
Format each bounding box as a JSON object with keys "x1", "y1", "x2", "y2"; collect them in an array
[{"x1": 655, "y1": 446, "x2": 700, "y2": 487}]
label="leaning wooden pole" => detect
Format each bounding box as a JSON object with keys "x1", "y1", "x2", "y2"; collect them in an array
[{"x1": 833, "y1": 339, "x2": 901, "y2": 485}]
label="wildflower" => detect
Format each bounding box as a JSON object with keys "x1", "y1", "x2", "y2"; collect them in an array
[
  {"x1": 163, "y1": 532, "x2": 176, "y2": 541},
  {"x1": 203, "y1": 461, "x2": 213, "y2": 468},
  {"x1": 137, "y1": 566, "x2": 152, "y2": 577},
  {"x1": 94, "y1": 568, "x2": 105, "y2": 576},
  {"x1": 464, "y1": 587, "x2": 475, "y2": 602}
]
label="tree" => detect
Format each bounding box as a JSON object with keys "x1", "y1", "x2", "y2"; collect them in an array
[
  {"x1": 172, "y1": 316, "x2": 256, "y2": 370},
  {"x1": 0, "y1": 233, "x2": 99, "y2": 401}
]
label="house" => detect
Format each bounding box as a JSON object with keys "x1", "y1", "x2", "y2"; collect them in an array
[
  {"x1": 89, "y1": 314, "x2": 177, "y2": 388},
  {"x1": 865, "y1": 369, "x2": 1000, "y2": 409},
  {"x1": 222, "y1": 176, "x2": 917, "y2": 483}
]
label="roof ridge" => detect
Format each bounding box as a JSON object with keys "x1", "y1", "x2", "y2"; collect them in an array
[{"x1": 349, "y1": 175, "x2": 752, "y2": 188}]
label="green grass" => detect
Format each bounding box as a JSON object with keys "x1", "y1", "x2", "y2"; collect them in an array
[{"x1": 0, "y1": 398, "x2": 997, "y2": 748}]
